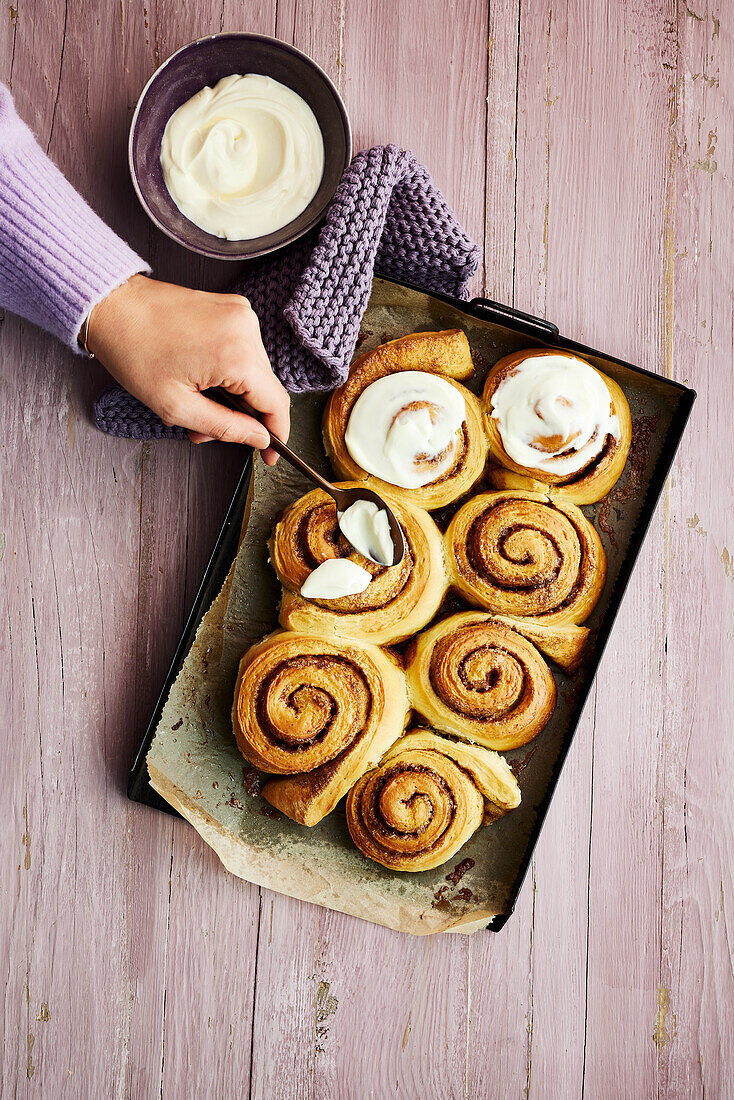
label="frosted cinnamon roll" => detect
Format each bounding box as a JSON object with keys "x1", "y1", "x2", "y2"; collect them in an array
[
  {"x1": 346, "y1": 729, "x2": 521, "y2": 872},
  {"x1": 232, "y1": 631, "x2": 409, "y2": 825},
  {"x1": 406, "y1": 612, "x2": 556, "y2": 751},
  {"x1": 446, "y1": 490, "x2": 606, "y2": 626},
  {"x1": 269, "y1": 484, "x2": 448, "y2": 645},
  {"x1": 483, "y1": 350, "x2": 631, "y2": 504},
  {"x1": 323, "y1": 330, "x2": 488, "y2": 510}
]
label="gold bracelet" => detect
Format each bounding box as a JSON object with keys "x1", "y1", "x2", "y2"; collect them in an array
[{"x1": 78, "y1": 309, "x2": 95, "y2": 358}]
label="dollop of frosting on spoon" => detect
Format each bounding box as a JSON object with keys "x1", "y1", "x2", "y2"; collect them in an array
[{"x1": 337, "y1": 500, "x2": 394, "y2": 566}]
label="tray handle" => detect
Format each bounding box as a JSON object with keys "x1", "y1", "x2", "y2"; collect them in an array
[{"x1": 469, "y1": 297, "x2": 559, "y2": 342}]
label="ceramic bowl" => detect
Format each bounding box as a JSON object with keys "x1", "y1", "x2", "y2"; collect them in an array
[{"x1": 129, "y1": 33, "x2": 352, "y2": 260}]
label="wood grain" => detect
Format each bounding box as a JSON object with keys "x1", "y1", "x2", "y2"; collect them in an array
[
  {"x1": 0, "y1": 0, "x2": 731, "y2": 1096},
  {"x1": 526, "y1": 4, "x2": 676, "y2": 1097},
  {"x1": 660, "y1": 3, "x2": 734, "y2": 1097}
]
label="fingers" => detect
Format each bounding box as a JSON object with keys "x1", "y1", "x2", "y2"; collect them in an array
[
  {"x1": 260, "y1": 398, "x2": 291, "y2": 452},
  {"x1": 214, "y1": 372, "x2": 289, "y2": 463},
  {"x1": 188, "y1": 425, "x2": 278, "y2": 463},
  {"x1": 174, "y1": 391, "x2": 272, "y2": 449},
  {"x1": 212, "y1": 298, "x2": 292, "y2": 447},
  {"x1": 145, "y1": 293, "x2": 291, "y2": 459},
  {"x1": 221, "y1": 363, "x2": 291, "y2": 446},
  {"x1": 231, "y1": 370, "x2": 291, "y2": 444}
]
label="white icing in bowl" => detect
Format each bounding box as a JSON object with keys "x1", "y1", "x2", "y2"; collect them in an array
[{"x1": 160, "y1": 73, "x2": 324, "y2": 240}]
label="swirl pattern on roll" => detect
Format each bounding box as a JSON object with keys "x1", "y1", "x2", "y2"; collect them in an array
[
  {"x1": 323, "y1": 330, "x2": 488, "y2": 511},
  {"x1": 346, "y1": 730, "x2": 521, "y2": 872},
  {"x1": 406, "y1": 612, "x2": 556, "y2": 751},
  {"x1": 233, "y1": 631, "x2": 406, "y2": 776},
  {"x1": 446, "y1": 490, "x2": 606, "y2": 625},
  {"x1": 270, "y1": 484, "x2": 448, "y2": 645},
  {"x1": 483, "y1": 349, "x2": 632, "y2": 505}
]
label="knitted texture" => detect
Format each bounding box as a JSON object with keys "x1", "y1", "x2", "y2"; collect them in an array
[
  {"x1": 94, "y1": 385, "x2": 188, "y2": 440},
  {"x1": 0, "y1": 85, "x2": 150, "y2": 351},
  {"x1": 92, "y1": 144, "x2": 479, "y2": 438},
  {"x1": 242, "y1": 145, "x2": 480, "y2": 392}
]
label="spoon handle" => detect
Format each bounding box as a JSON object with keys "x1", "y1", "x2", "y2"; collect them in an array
[{"x1": 210, "y1": 387, "x2": 343, "y2": 505}]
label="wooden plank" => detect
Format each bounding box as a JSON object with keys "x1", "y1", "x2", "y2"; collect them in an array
[
  {"x1": 106, "y1": 3, "x2": 202, "y2": 1093},
  {"x1": 535, "y1": 2, "x2": 677, "y2": 1096},
  {"x1": 0, "y1": 0, "x2": 151, "y2": 1093},
  {"x1": 338, "y1": 0, "x2": 489, "y2": 292},
  {"x1": 659, "y1": 3, "x2": 734, "y2": 1097},
  {"x1": 0, "y1": 0, "x2": 16, "y2": 86},
  {"x1": 483, "y1": 0, "x2": 521, "y2": 302}
]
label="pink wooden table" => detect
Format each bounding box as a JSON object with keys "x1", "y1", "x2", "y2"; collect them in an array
[{"x1": 1, "y1": 1, "x2": 731, "y2": 1095}]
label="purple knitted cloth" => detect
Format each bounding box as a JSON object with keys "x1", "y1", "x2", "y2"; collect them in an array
[{"x1": 94, "y1": 145, "x2": 480, "y2": 440}]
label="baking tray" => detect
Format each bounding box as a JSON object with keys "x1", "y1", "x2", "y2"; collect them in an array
[{"x1": 129, "y1": 275, "x2": 695, "y2": 931}]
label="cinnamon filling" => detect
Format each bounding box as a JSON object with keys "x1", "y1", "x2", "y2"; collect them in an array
[
  {"x1": 465, "y1": 515, "x2": 563, "y2": 593},
  {"x1": 429, "y1": 647, "x2": 533, "y2": 722},
  {"x1": 369, "y1": 764, "x2": 456, "y2": 842},
  {"x1": 428, "y1": 423, "x2": 469, "y2": 485},
  {"x1": 255, "y1": 655, "x2": 371, "y2": 750}
]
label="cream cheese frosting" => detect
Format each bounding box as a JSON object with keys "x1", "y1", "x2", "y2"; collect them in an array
[
  {"x1": 300, "y1": 558, "x2": 372, "y2": 600},
  {"x1": 338, "y1": 500, "x2": 394, "y2": 566},
  {"x1": 490, "y1": 355, "x2": 620, "y2": 475},
  {"x1": 160, "y1": 73, "x2": 324, "y2": 240},
  {"x1": 344, "y1": 371, "x2": 467, "y2": 489}
]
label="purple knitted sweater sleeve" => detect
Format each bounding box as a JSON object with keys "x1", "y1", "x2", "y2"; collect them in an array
[{"x1": 0, "y1": 84, "x2": 150, "y2": 351}]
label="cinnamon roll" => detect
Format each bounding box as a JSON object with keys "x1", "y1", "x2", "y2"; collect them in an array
[
  {"x1": 483, "y1": 349, "x2": 631, "y2": 504},
  {"x1": 446, "y1": 490, "x2": 606, "y2": 626},
  {"x1": 323, "y1": 330, "x2": 488, "y2": 510},
  {"x1": 232, "y1": 631, "x2": 410, "y2": 825},
  {"x1": 406, "y1": 612, "x2": 556, "y2": 751},
  {"x1": 346, "y1": 729, "x2": 521, "y2": 872},
  {"x1": 269, "y1": 484, "x2": 449, "y2": 645}
]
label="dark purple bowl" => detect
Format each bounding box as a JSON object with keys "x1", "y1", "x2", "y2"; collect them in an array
[{"x1": 129, "y1": 33, "x2": 352, "y2": 260}]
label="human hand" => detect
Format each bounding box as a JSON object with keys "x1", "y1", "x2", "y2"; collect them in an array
[{"x1": 86, "y1": 274, "x2": 290, "y2": 463}]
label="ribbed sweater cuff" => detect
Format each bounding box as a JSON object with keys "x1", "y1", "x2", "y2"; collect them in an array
[{"x1": 0, "y1": 120, "x2": 150, "y2": 351}]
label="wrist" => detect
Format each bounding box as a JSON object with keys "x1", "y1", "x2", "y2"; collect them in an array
[{"x1": 84, "y1": 273, "x2": 149, "y2": 360}]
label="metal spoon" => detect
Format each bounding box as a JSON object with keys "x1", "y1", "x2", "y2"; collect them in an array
[{"x1": 210, "y1": 387, "x2": 406, "y2": 567}]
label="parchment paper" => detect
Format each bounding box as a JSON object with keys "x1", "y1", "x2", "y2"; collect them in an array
[{"x1": 147, "y1": 278, "x2": 685, "y2": 936}]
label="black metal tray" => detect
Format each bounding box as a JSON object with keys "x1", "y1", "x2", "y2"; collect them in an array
[{"x1": 128, "y1": 276, "x2": 695, "y2": 931}]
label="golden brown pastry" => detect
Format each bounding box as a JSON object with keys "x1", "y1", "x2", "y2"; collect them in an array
[
  {"x1": 269, "y1": 484, "x2": 449, "y2": 645},
  {"x1": 483, "y1": 349, "x2": 631, "y2": 504},
  {"x1": 346, "y1": 729, "x2": 521, "y2": 872},
  {"x1": 232, "y1": 630, "x2": 410, "y2": 825},
  {"x1": 323, "y1": 330, "x2": 488, "y2": 511},
  {"x1": 445, "y1": 490, "x2": 606, "y2": 626},
  {"x1": 406, "y1": 612, "x2": 556, "y2": 751},
  {"x1": 487, "y1": 616, "x2": 589, "y2": 675}
]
